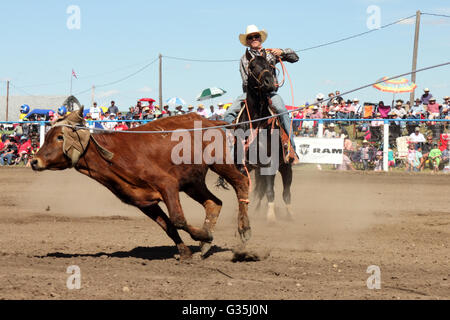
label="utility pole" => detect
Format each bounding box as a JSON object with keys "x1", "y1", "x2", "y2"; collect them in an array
[
  {"x1": 409, "y1": 10, "x2": 421, "y2": 106},
  {"x1": 6, "y1": 80, "x2": 9, "y2": 121},
  {"x1": 159, "y1": 53, "x2": 163, "y2": 108},
  {"x1": 91, "y1": 85, "x2": 95, "y2": 107}
]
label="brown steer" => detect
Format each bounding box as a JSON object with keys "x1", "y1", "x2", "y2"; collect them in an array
[{"x1": 31, "y1": 108, "x2": 250, "y2": 260}]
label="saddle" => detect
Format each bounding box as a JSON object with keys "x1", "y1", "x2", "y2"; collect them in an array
[{"x1": 234, "y1": 102, "x2": 298, "y2": 164}]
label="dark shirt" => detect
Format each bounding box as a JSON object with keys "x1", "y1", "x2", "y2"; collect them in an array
[
  {"x1": 108, "y1": 105, "x2": 119, "y2": 114},
  {"x1": 422, "y1": 142, "x2": 433, "y2": 154}
]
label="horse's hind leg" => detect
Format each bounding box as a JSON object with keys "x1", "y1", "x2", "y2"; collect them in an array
[
  {"x1": 140, "y1": 204, "x2": 192, "y2": 260},
  {"x1": 184, "y1": 183, "x2": 222, "y2": 257},
  {"x1": 265, "y1": 174, "x2": 277, "y2": 223},
  {"x1": 210, "y1": 164, "x2": 251, "y2": 244},
  {"x1": 279, "y1": 163, "x2": 294, "y2": 220}
]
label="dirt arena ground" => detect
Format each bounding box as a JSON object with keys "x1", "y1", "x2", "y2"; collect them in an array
[{"x1": 0, "y1": 167, "x2": 448, "y2": 300}]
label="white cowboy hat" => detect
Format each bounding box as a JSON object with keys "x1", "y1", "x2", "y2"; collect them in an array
[{"x1": 239, "y1": 25, "x2": 268, "y2": 47}]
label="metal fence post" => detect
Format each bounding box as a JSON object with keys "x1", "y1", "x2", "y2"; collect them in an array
[
  {"x1": 318, "y1": 120, "x2": 324, "y2": 138},
  {"x1": 383, "y1": 120, "x2": 389, "y2": 172},
  {"x1": 39, "y1": 122, "x2": 46, "y2": 147}
]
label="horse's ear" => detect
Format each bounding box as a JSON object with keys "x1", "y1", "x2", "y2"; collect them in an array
[
  {"x1": 245, "y1": 49, "x2": 253, "y2": 62},
  {"x1": 262, "y1": 49, "x2": 267, "y2": 59}
]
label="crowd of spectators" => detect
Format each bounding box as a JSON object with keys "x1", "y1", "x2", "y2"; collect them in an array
[
  {"x1": 6, "y1": 88, "x2": 450, "y2": 172},
  {"x1": 292, "y1": 88, "x2": 450, "y2": 172}
]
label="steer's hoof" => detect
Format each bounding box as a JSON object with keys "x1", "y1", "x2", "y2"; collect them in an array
[
  {"x1": 239, "y1": 227, "x2": 252, "y2": 243},
  {"x1": 200, "y1": 242, "x2": 213, "y2": 258}
]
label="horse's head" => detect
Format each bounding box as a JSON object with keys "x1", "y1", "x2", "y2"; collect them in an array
[{"x1": 246, "y1": 50, "x2": 276, "y2": 94}]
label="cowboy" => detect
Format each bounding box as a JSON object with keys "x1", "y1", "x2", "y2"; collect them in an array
[
  {"x1": 420, "y1": 88, "x2": 433, "y2": 105},
  {"x1": 223, "y1": 24, "x2": 299, "y2": 159}
]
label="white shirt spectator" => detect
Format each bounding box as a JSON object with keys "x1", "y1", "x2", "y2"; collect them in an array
[
  {"x1": 409, "y1": 131, "x2": 426, "y2": 143},
  {"x1": 90, "y1": 105, "x2": 102, "y2": 120}
]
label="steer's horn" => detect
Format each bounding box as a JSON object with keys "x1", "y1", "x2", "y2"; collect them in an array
[{"x1": 65, "y1": 106, "x2": 85, "y2": 124}]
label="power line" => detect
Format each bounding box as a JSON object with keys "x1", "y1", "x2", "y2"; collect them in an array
[
  {"x1": 162, "y1": 14, "x2": 416, "y2": 61},
  {"x1": 163, "y1": 55, "x2": 239, "y2": 63},
  {"x1": 422, "y1": 12, "x2": 450, "y2": 19},
  {"x1": 74, "y1": 57, "x2": 159, "y2": 95},
  {"x1": 14, "y1": 57, "x2": 161, "y2": 89},
  {"x1": 8, "y1": 82, "x2": 36, "y2": 97},
  {"x1": 296, "y1": 14, "x2": 416, "y2": 52}
]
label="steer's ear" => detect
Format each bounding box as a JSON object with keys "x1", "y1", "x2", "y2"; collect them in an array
[{"x1": 77, "y1": 106, "x2": 84, "y2": 119}]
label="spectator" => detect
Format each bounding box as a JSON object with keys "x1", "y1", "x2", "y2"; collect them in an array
[
  {"x1": 426, "y1": 97, "x2": 440, "y2": 119},
  {"x1": 208, "y1": 105, "x2": 215, "y2": 118},
  {"x1": 409, "y1": 127, "x2": 426, "y2": 147},
  {"x1": 419, "y1": 135, "x2": 434, "y2": 171},
  {"x1": 334, "y1": 90, "x2": 344, "y2": 103},
  {"x1": 329, "y1": 100, "x2": 340, "y2": 114},
  {"x1": 103, "y1": 113, "x2": 117, "y2": 130},
  {"x1": 326, "y1": 92, "x2": 335, "y2": 107},
  {"x1": 337, "y1": 150, "x2": 356, "y2": 171},
  {"x1": 315, "y1": 93, "x2": 325, "y2": 108},
  {"x1": 352, "y1": 98, "x2": 362, "y2": 118},
  {"x1": 391, "y1": 100, "x2": 407, "y2": 118},
  {"x1": 420, "y1": 88, "x2": 433, "y2": 105},
  {"x1": 196, "y1": 104, "x2": 208, "y2": 117},
  {"x1": 374, "y1": 151, "x2": 383, "y2": 171},
  {"x1": 108, "y1": 101, "x2": 119, "y2": 115},
  {"x1": 406, "y1": 143, "x2": 416, "y2": 172},
  {"x1": 360, "y1": 140, "x2": 371, "y2": 170},
  {"x1": 174, "y1": 105, "x2": 185, "y2": 116},
  {"x1": 309, "y1": 106, "x2": 323, "y2": 119},
  {"x1": 377, "y1": 101, "x2": 391, "y2": 119},
  {"x1": 215, "y1": 103, "x2": 226, "y2": 120},
  {"x1": 429, "y1": 143, "x2": 442, "y2": 173},
  {"x1": 115, "y1": 121, "x2": 129, "y2": 131},
  {"x1": 414, "y1": 146, "x2": 423, "y2": 172},
  {"x1": 323, "y1": 123, "x2": 337, "y2": 138},
  {"x1": 442, "y1": 96, "x2": 450, "y2": 114},
  {"x1": 388, "y1": 147, "x2": 395, "y2": 170},
  {"x1": 187, "y1": 105, "x2": 195, "y2": 113},
  {"x1": 153, "y1": 105, "x2": 162, "y2": 118},
  {"x1": 162, "y1": 105, "x2": 172, "y2": 118},
  {"x1": 14, "y1": 136, "x2": 31, "y2": 165},
  {"x1": 343, "y1": 134, "x2": 354, "y2": 152},
  {"x1": 301, "y1": 114, "x2": 314, "y2": 135},
  {"x1": 90, "y1": 102, "x2": 102, "y2": 120},
  {"x1": 0, "y1": 139, "x2": 18, "y2": 166}
]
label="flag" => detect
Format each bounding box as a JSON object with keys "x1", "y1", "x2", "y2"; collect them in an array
[{"x1": 72, "y1": 69, "x2": 78, "y2": 79}]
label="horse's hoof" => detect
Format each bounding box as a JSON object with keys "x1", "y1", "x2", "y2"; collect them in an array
[
  {"x1": 200, "y1": 242, "x2": 212, "y2": 258},
  {"x1": 267, "y1": 202, "x2": 276, "y2": 223},
  {"x1": 239, "y1": 228, "x2": 252, "y2": 243}
]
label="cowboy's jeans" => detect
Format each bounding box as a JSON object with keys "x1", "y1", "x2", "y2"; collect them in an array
[{"x1": 224, "y1": 92, "x2": 296, "y2": 150}]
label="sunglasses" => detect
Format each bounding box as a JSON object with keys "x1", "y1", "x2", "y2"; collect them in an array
[{"x1": 246, "y1": 34, "x2": 261, "y2": 41}]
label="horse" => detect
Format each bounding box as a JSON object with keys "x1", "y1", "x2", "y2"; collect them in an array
[{"x1": 231, "y1": 50, "x2": 294, "y2": 222}]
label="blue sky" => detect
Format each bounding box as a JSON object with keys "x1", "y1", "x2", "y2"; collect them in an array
[{"x1": 0, "y1": 0, "x2": 449, "y2": 111}]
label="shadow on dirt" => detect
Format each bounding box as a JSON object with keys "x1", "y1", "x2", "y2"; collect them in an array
[{"x1": 36, "y1": 245, "x2": 230, "y2": 261}]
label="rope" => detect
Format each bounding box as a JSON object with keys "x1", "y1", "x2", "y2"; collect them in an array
[{"x1": 62, "y1": 60, "x2": 450, "y2": 134}]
